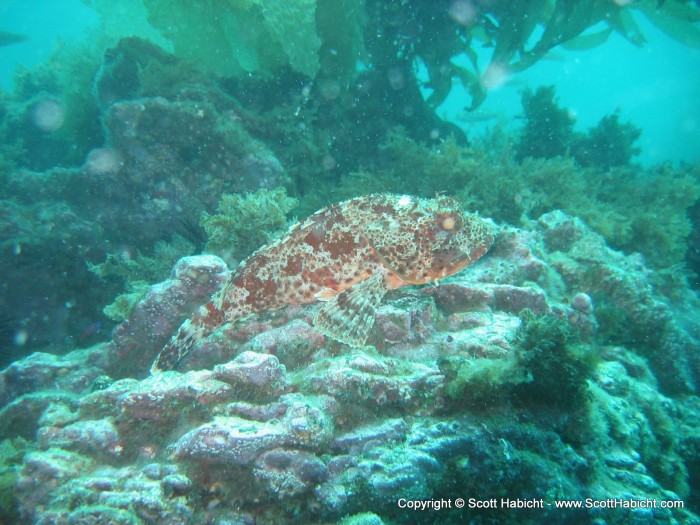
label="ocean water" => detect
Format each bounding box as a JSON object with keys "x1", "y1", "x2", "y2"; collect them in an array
[{"x1": 1, "y1": 1, "x2": 700, "y2": 524}]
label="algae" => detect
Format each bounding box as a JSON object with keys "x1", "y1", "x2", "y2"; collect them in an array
[
  {"x1": 201, "y1": 187, "x2": 299, "y2": 266},
  {"x1": 513, "y1": 310, "x2": 595, "y2": 411},
  {"x1": 88, "y1": 235, "x2": 195, "y2": 321},
  {"x1": 0, "y1": 437, "x2": 30, "y2": 523}
]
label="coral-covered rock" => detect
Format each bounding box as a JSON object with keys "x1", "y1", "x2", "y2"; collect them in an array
[
  {"x1": 105, "y1": 96, "x2": 287, "y2": 199},
  {"x1": 110, "y1": 255, "x2": 229, "y2": 377},
  {"x1": 4, "y1": 207, "x2": 700, "y2": 525},
  {"x1": 254, "y1": 448, "x2": 328, "y2": 497},
  {"x1": 422, "y1": 283, "x2": 494, "y2": 314},
  {"x1": 0, "y1": 347, "x2": 107, "y2": 410},
  {"x1": 372, "y1": 294, "x2": 436, "y2": 347},
  {"x1": 424, "y1": 282, "x2": 548, "y2": 316},
  {"x1": 16, "y1": 454, "x2": 194, "y2": 525},
  {"x1": 213, "y1": 351, "x2": 289, "y2": 400},
  {"x1": 537, "y1": 211, "x2": 700, "y2": 395},
  {"x1": 330, "y1": 418, "x2": 409, "y2": 454},
  {"x1": 80, "y1": 370, "x2": 231, "y2": 432},
  {"x1": 0, "y1": 392, "x2": 80, "y2": 440},
  {"x1": 15, "y1": 448, "x2": 95, "y2": 523},
  {"x1": 237, "y1": 319, "x2": 326, "y2": 370},
  {"x1": 169, "y1": 416, "x2": 291, "y2": 466},
  {"x1": 171, "y1": 394, "x2": 333, "y2": 467},
  {"x1": 37, "y1": 418, "x2": 123, "y2": 459},
  {"x1": 304, "y1": 350, "x2": 444, "y2": 411}
]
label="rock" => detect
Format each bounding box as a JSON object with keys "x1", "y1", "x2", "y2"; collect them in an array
[
  {"x1": 170, "y1": 394, "x2": 333, "y2": 467},
  {"x1": 81, "y1": 370, "x2": 231, "y2": 427},
  {"x1": 491, "y1": 284, "x2": 549, "y2": 314},
  {"x1": 0, "y1": 347, "x2": 107, "y2": 410},
  {"x1": 537, "y1": 211, "x2": 700, "y2": 395},
  {"x1": 16, "y1": 457, "x2": 193, "y2": 525},
  {"x1": 169, "y1": 416, "x2": 291, "y2": 466},
  {"x1": 372, "y1": 294, "x2": 436, "y2": 347},
  {"x1": 253, "y1": 448, "x2": 328, "y2": 497},
  {"x1": 110, "y1": 255, "x2": 229, "y2": 378},
  {"x1": 213, "y1": 351, "x2": 289, "y2": 399},
  {"x1": 238, "y1": 320, "x2": 326, "y2": 370},
  {"x1": 422, "y1": 283, "x2": 494, "y2": 314},
  {"x1": 161, "y1": 474, "x2": 194, "y2": 497},
  {"x1": 38, "y1": 418, "x2": 123, "y2": 459},
  {"x1": 0, "y1": 391, "x2": 80, "y2": 440},
  {"x1": 15, "y1": 448, "x2": 95, "y2": 523},
  {"x1": 5, "y1": 206, "x2": 700, "y2": 525},
  {"x1": 331, "y1": 419, "x2": 409, "y2": 454},
  {"x1": 305, "y1": 350, "x2": 444, "y2": 411}
]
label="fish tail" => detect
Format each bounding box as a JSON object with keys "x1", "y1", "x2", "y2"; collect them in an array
[{"x1": 150, "y1": 302, "x2": 226, "y2": 374}]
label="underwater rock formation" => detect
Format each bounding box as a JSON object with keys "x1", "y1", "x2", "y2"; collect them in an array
[
  {"x1": 2, "y1": 209, "x2": 699, "y2": 524},
  {"x1": 0, "y1": 66, "x2": 289, "y2": 356}
]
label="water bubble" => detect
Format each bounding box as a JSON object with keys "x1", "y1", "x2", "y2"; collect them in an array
[
  {"x1": 30, "y1": 98, "x2": 65, "y2": 132},
  {"x1": 321, "y1": 155, "x2": 336, "y2": 171},
  {"x1": 319, "y1": 79, "x2": 341, "y2": 100},
  {"x1": 14, "y1": 330, "x2": 28, "y2": 347},
  {"x1": 481, "y1": 62, "x2": 510, "y2": 90},
  {"x1": 449, "y1": 1, "x2": 477, "y2": 26},
  {"x1": 85, "y1": 148, "x2": 122, "y2": 175},
  {"x1": 387, "y1": 66, "x2": 405, "y2": 90}
]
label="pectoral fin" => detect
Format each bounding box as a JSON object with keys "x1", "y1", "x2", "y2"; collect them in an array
[{"x1": 313, "y1": 272, "x2": 388, "y2": 347}]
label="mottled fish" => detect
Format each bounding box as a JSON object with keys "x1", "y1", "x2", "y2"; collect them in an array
[{"x1": 151, "y1": 194, "x2": 495, "y2": 373}]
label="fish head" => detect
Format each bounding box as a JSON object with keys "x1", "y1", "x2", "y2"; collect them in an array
[{"x1": 365, "y1": 195, "x2": 496, "y2": 285}]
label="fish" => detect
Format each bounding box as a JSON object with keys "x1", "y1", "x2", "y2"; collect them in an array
[
  {"x1": 151, "y1": 194, "x2": 496, "y2": 373},
  {"x1": 0, "y1": 31, "x2": 29, "y2": 47}
]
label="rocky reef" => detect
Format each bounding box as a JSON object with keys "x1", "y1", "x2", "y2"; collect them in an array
[
  {"x1": 1, "y1": 3, "x2": 700, "y2": 523},
  {"x1": 2, "y1": 209, "x2": 699, "y2": 524}
]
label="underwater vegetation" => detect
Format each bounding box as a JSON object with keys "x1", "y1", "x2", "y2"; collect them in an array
[
  {"x1": 1, "y1": 208, "x2": 699, "y2": 523},
  {"x1": 0, "y1": 1, "x2": 699, "y2": 523},
  {"x1": 200, "y1": 187, "x2": 299, "y2": 266},
  {"x1": 516, "y1": 85, "x2": 643, "y2": 170}
]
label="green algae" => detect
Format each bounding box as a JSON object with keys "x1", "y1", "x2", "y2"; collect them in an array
[
  {"x1": 513, "y1": 310, "x2": 596, "y2": 411},
  {"x1": 201, "y1": 187, "x2": 299, "y2": 264},
  {"x1": 0, "y1": 42, "x2": 103, "y2": 171},
  {"x1": 442, "y1": 310, "x2": 596, "y2": 411},
  {"x1": 88, "y1": 0, "x2": 365, "y2": 81},
  {"x1": 516, "y1": 86, "x2": 575, "y2": 162},
  {"x1": 0, "y1": 438, "x2": 30, "y2": 523},
  {"x1": 88, "y1": 235, "x2": 195, "y2": 321}
]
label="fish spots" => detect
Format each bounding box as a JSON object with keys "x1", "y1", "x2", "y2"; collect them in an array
[
  {"x1": 284, "y1": 256, "x2": 303, "y2": 274},
  {"x1": 303, "y1": 224, "x2": 325, "y2": 250},
  {"x1": 151, "y1": 193, "x2": 495, "y2": 373}
]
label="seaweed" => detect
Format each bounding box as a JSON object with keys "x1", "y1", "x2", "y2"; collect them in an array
[
  {"x1": 88, "y1": 235, "x2": 195, "y2": 321},
  {"x1": 0, "y1": 437, "x2": 30, "y2": 523},
  {"x1": 572, "y1": 111, "x2": 642, "y2": 170},
  {"x1": 200, "y1": 187, "x2": 299, "y2": 266},
  {"x1": 0, "y1": 42, "x2": 103, "y2": 171},
  {"x1": 516, "y1": 86, "x2": 575, "y2": 161},
  {"x1": 512, "y1": 310, "x2": 596, "y2": 411}
]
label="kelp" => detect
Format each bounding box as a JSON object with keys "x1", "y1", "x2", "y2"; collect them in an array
[
  {"x1": 401, "y1": 0, "x2": 700, "y2": 110},
  {"x1": 84, "y1": 0, "x2": 700, "y2": 132},
  {"x1": 86, "y1": 0, "x2": 365, "y2": 80}
]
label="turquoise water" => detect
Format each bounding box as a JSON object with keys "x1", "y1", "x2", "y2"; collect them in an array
[
  {"x1": 2, "y1": 1, "x2": 699, "y2": 165},
  {"x1": 1, "y1": 2, "x2": 700, "y2": 524}
]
